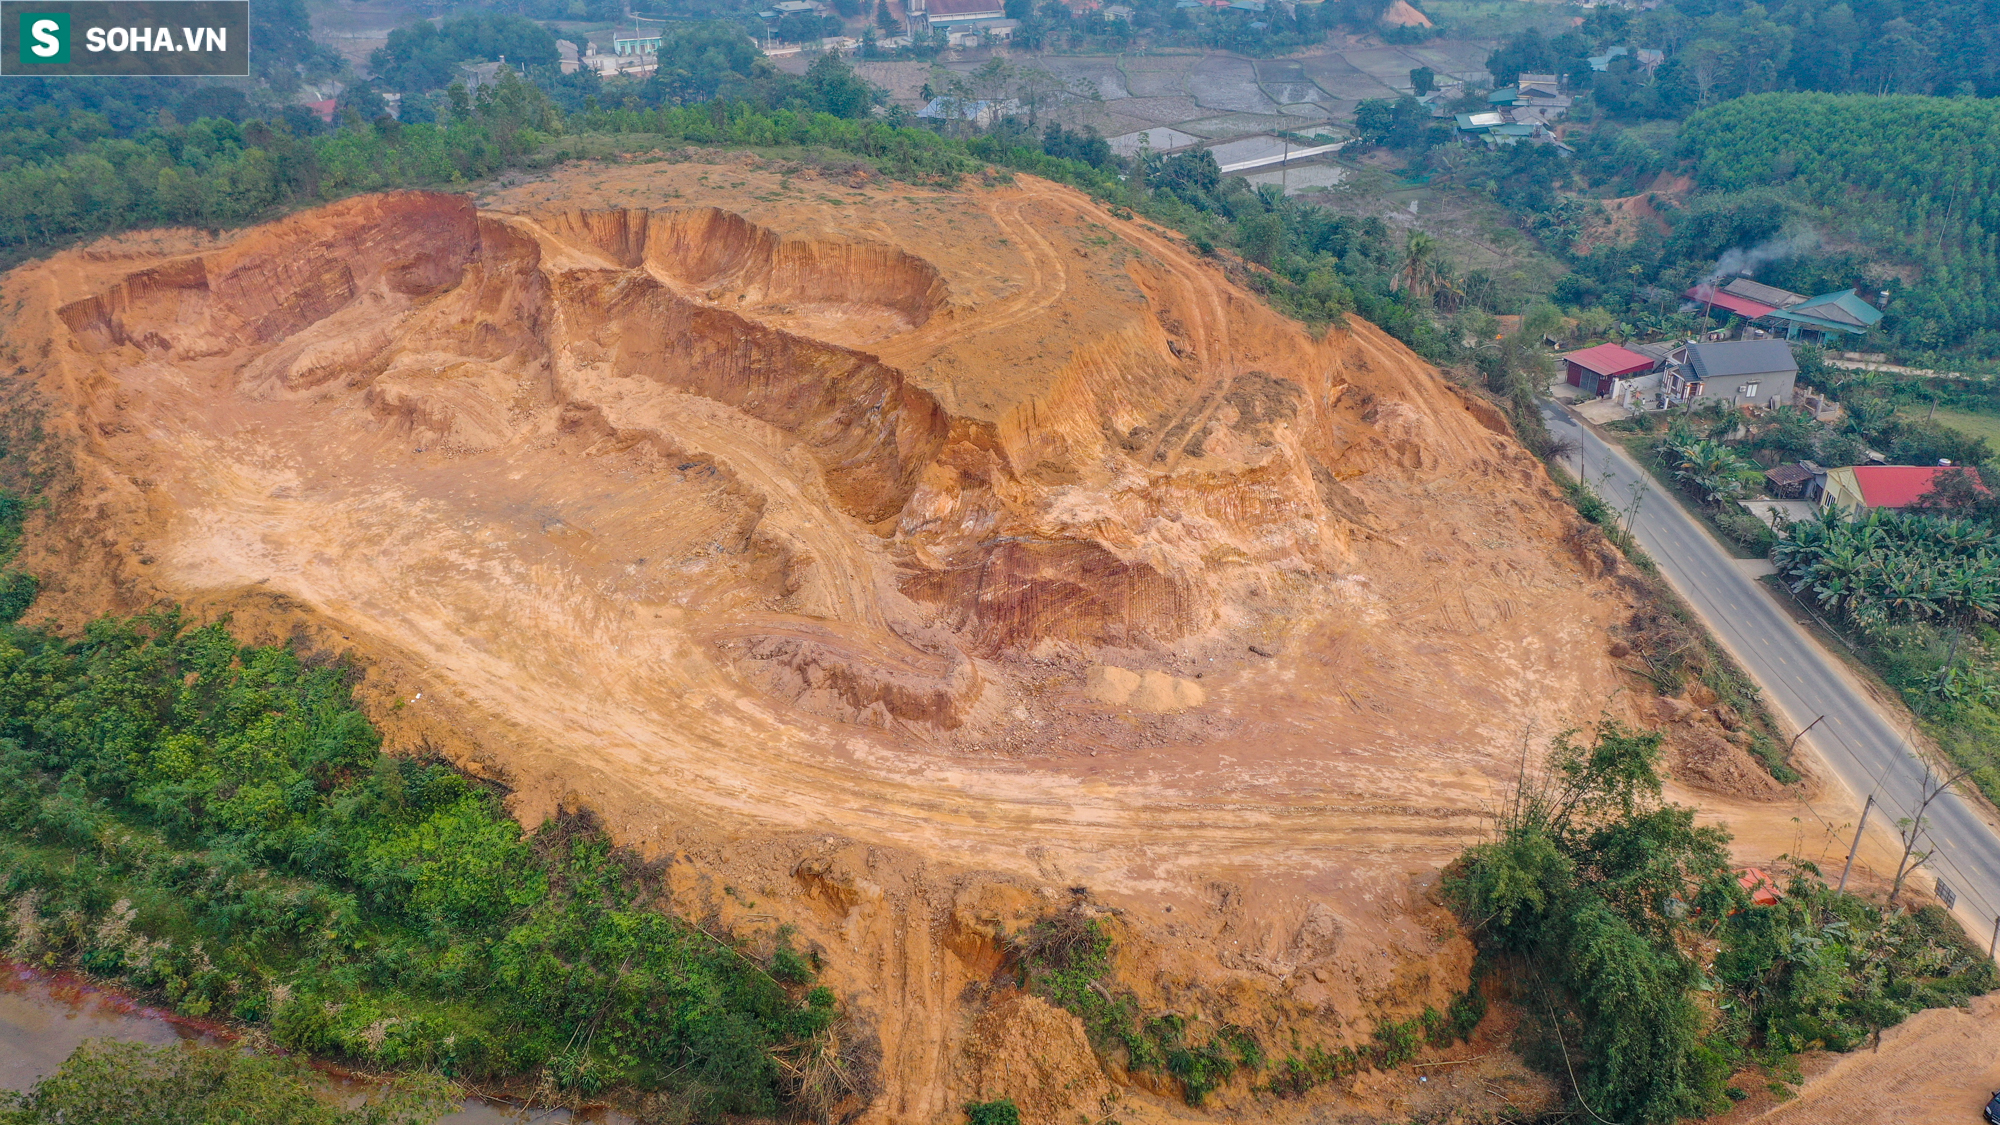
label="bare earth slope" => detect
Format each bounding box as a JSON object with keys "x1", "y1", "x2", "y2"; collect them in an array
[
  {"x1": 1, "y1": 156, "x2": 1748, "y2": 1120},
  {"x1": 1713, "y1": 991, "x2": 2000, "y2": 1125}
]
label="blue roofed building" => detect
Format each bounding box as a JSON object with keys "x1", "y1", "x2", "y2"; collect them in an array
[
  {"x1": 1763, "y1": 289, "x2": 1886, "y2": 341},
  {"x1": 1586, "y1": 46, "x2": 1629, "y2": 71}
]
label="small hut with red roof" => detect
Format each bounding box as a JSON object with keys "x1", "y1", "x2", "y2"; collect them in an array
[{"x1": 1561, "y1": 342, "x2": 1658, "y2": 399}]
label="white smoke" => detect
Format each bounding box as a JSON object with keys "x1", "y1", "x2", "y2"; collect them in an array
[{"x1": 1700, "y1": 229, "x2": 1820, "y2": 286}]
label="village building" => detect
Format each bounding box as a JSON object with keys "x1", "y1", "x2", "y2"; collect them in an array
[
  {"x1": 909, "y1": 0, "x2": 1008, "y2": 33},
  {"x1": 1682, "y1": 276, "x2": 1804, "y2": 324},
  {"x1": 1667, "y1": 339, "x2": 1797, "y2": 407},
  {"x1": 1586, "y1": 46, "x2": 1629, "y2": 71},
  {"x1": 1682, "y1": 279, "x2": 1888, "y2": 343},
  {"x1": 1764, "y1": 289, "x2": 1887, "y2": 341},
  {"x1": 1763, "y1": 462, "x2": 1816, "y2": 499},
  {"x1": 1461, "y1": 75, "x2": 1572, "y2": 143},
  {"x1": 612, "y1": 30, "x2": 663, "y2": 55},
  {"x1": 1514, "y1": 73, "x2": 1562, "y2": 99},
  {"x1": 1561, "y1": 342, "x2": 1657, "y2": 400},
  {"x1": 917, "y1": 96, "x2": 1020, "y2": 126},
  {"x1": 1817, "y1": 463, "x2": 1979, "y2": 517}
]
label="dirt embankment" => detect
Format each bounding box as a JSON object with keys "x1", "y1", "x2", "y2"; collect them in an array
[
  {"x1": 1712, "y1": 991, "x2": 2000, "y2": 1125},
  {"x1": 0, "y1": 155, "x2": 1805, "y2": 1122}
]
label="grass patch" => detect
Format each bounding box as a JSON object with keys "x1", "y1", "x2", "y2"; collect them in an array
[
  {"x1": 1421, "y1": 0, "x2": 1578, "y2": 38},
  {"x1": 1930, "y1": 407, "x2": 2000, "y2": 448},
  {"x1": 0, "y1": 1039, "x2": 457, "y2": 1125},
  {"x1": 963, "y1": 1099, "x2": 1020, "y2": 1125},
  {"x1": 1011, "y1": 904, "x2": 1481, "y2": 1105},
  {"x1": 1263, "y1": 991, "x2": 1484, "y2": 1097}
]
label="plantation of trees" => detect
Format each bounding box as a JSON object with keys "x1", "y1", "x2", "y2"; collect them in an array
[
  {"x1": 1681, "y1": 94, "x2": 2000, "y2": 357},
  {"x1": 1773, "y1": 506, "x2": 2000, "y2": 638}
]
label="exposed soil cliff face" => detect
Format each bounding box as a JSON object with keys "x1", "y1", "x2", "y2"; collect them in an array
[{"x1": 1, "y1": 159, "x2": 1781, "y2": 1121}]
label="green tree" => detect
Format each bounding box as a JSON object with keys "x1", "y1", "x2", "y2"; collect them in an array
[
  {"x1": 1448, "y1": 722, "x2": 1735, "y2": 1124},
  {"x1": 1395, "y1": 230, "x2": 1448, "y2": 303}
]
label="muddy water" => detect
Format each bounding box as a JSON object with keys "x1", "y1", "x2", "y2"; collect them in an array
[{"x1": 0, "y1": 965, "x2": 624, "y2": 1123}]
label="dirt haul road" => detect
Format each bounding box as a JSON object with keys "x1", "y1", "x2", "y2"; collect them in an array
[{"x1": 0, "y1": 154, "x2": 1830, "y2": 1122}]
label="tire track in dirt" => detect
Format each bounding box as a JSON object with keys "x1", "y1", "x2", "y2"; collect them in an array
[
  {"x1": 872, "y1": 191, "x2": 1071, "y2": 369},
  {"x1": 1016, "y1": 178, "x2": 1245, "y2": 471}
]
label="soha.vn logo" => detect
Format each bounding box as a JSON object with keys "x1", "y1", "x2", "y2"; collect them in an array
[{"x1": 20, "y1": 12, "x2": 68, "y2": 63}]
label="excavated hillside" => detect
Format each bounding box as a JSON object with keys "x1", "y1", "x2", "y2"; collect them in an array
[{"x1": 0, "y1": 155, "x2": 1805, "y2": 1122}]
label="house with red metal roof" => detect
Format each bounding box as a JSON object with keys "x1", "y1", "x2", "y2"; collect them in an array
[
  {"x1": 1819, "y1": 464, "x2": 1984, "y2": 517},
  {"x1": 1684, "y1": 278, "x2": 1787, "y2": 322},
  {"x1": 1561, "y1": 342, "x2": 1657, "y2": 398}
]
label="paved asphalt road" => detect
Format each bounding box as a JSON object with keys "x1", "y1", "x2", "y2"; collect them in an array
[{"x1": 1540, "y1": 399, "x2": 2000, "y2": 938}]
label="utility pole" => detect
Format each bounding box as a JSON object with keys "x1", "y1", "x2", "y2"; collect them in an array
[
  {"x1": 1787, "y1": 714, "x2": 1825, "y2": 759},
  {"x1": 1836, "y1": 793, "x2": 1874, "y2": 894},
  {"x1": 1990, "y1": 915, "x2": 1999, "y2": 961}
]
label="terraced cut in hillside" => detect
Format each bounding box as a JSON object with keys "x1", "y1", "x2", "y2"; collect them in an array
[{"x1": 1, "y1": 157, "x2": 1788, "y2": 1122}]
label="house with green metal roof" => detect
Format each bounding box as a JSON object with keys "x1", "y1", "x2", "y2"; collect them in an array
[{"x1": 1762, "y1": 289, "x2": 1885, "y2": 341}]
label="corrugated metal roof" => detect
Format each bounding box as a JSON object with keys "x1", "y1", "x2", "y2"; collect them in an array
[
  {"x1": 925, "y1": 0, "x2": 1006, "y2": 15},
  {"x1": 1686, "y1": 340, "x2": 1797, "y2": 381},
  {"x1": 1684, "y1": 285, "x2": 1777, "y2": 320},
  {"x1": 1721, "y1": 277, "x2": 1806, "y2": 308},
  {"x1": 1783, "y1": 290, "x2": 1884, "y2": 329},
  {"x1": 1851, "y1": 465, "x2": 1978, "y2": 509},
  {"x1": 1563, "y1": 343, "x2": 1656, "y2": 377}
]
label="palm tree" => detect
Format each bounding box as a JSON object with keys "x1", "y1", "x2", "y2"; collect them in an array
[
  {"x1": 1667, "y1": 438, "x2": 1752, "y2": 505},
  {"x1": 1395, "y1": 232, "x2": 1447, "y2": 303}
]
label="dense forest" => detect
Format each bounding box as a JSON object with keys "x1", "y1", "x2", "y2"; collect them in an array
[
  {"x1": 1483, "y1": 0, "x2": 2000, "y2": 108},
  {"x1": 370, "y1": 13, "x2": 563, "y2": 95},
  {"x1": 1383, "y1": 82, "x2": 1999, "y2": 359}
]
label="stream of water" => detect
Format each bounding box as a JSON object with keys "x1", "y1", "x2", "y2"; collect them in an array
[{"x1": 0, "y1": 964, "x2": 626, "y2": 1123}]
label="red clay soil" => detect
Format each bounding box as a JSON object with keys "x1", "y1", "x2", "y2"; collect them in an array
[{"x1": 0, "y1": 152, "x2": 1842, "y2": 1121}]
